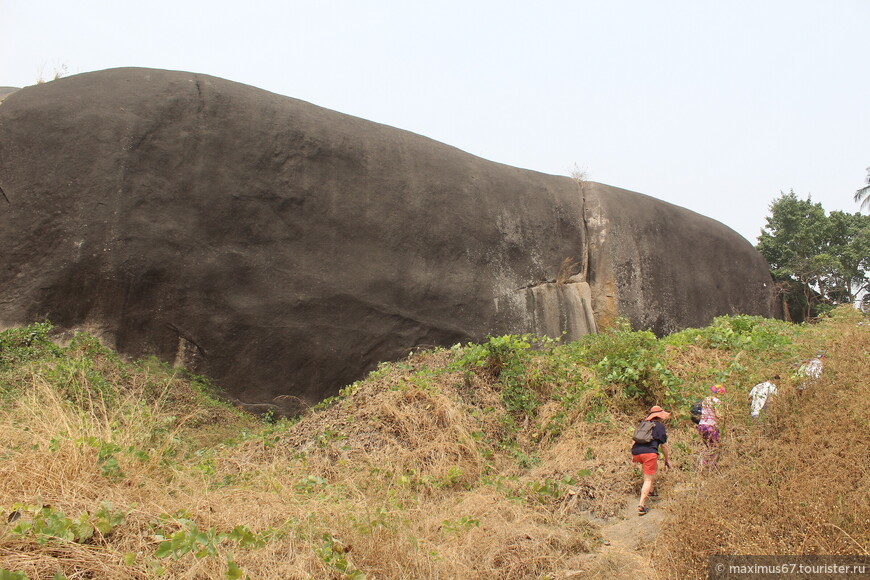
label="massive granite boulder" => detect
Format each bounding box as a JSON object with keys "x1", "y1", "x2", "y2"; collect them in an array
[
  {"x1": 0, "y1": 88, "x2": 18, "y2": 103},
  {"x1": 0, "y1": 68, "x2": 779, "y2": 407}
]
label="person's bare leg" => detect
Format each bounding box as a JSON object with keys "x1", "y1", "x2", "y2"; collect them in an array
[{"x1": 639, "y1": 473, "x2": 655, "y2": 508}]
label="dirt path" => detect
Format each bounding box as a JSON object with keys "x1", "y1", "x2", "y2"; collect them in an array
[
  {"x1": 593, "y1": 494, "x2": 667, "y2": 576},
  {"x1": 564, "y1": 481, "x2": 691, "y2": 579}
]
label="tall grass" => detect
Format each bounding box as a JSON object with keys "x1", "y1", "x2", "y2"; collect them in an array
[
  {"x1": 0, "y1": 308, "x2": 865, "y2": 578},
  {"x1": 655, "y1": 307, "x2": 870, "y2": 578}
]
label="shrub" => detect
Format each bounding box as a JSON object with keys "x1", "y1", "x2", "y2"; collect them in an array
[
  {"x1": 0, "y1": 322, "x2": 60, "y2": 370},
  {"x1": 452, "y1": 334, "x2": 545, "y2": 416},
  {"x1": 561, "y1": 318, "x2": 681, "y2": 406},
  {"x1": 665, "y1": 314, "x2": 794, "y2": 353}
]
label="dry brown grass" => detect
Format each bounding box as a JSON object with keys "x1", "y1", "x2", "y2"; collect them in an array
[
  {"x1": 556, "y1": 258, "x2": 581, "y2": 285},
  {"x1": 206, "y1": 349, "x2": 615, "y2": 578},
  {"x1": 0, "y1": 346, "x2": 616, "y2": 578},
  {"x1": 1, "y1": 311, "x2": 866, "y2": 578},
  {"x1": 655, "y1": 311, "x2": 870, "y2": 579}
]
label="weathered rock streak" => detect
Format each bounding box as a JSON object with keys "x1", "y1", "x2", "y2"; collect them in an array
[{"x1": 0, "y1": 68, "x2": 778, "y2": 405}]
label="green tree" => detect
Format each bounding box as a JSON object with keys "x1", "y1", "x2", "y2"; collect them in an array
[
  {"x1": 756, "y1": 191, "x2": 870, "y2": 320},
  {"x1": 757, "y1": 191, "x2": 827, "y2": 320},
  {"x1": 822, "y1": 211, "x2": 870, "y2": 303}
]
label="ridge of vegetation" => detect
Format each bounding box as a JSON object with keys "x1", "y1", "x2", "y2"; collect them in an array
[{"x1": 0, "y1": 308, "x2": 866, "y2": 579}]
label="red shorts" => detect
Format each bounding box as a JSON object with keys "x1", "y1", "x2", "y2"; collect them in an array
[{"x1": 632, "y1": 452, "x2": 659, "y2": 475}]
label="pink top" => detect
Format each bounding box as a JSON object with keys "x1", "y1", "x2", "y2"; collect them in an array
[{"x1": 700, "y1": 396, "x2": 721, "y2": 427}]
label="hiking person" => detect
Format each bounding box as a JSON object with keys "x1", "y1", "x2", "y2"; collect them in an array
[
  {"x1": 798, "y1": 352, "x2": 825, "y2": 390},
  {"x1": 631, "y1": 405, "x2": 671, "y2": 516},
  {"x1": 748, "y1": 376, "x2": 778, "y2": 419},
  {"x1": 697, "y1": 384, "x2": 724, "y2": 470}
]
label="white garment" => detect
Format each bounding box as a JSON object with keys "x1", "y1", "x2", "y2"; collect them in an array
[
  {"x1": 749, "y1": 381, "x2": 778, "y2": 417},
  {"x1": 799, "y1": 357, "x2": 823, "y2": 389},
  {"x1": 804, "y1": 358, "x2": 823, "y2": 380}
]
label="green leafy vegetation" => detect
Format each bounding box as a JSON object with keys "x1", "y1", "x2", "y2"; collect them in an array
[
  {"x1": 0, "y1": 309, "x2": 866, "y2": 578},
  {"x1": 757, "y1": 190, "x2": 870, "y2": 319},
  {"x1": 8, "y1": 502, "x2": 125, "y2": 545}
]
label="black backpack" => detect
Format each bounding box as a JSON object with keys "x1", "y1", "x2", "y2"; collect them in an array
[
  {"x1": 632, "y1": 420, "x2": 656, "y2": 444},
  {"x1": 690, "y1": 400, "x2": 703, "y2": 424}
]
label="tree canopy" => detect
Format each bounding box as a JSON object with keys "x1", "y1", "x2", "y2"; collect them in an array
[{"x1": 756, "y1": 190, "x2": 870, "y2": 320}]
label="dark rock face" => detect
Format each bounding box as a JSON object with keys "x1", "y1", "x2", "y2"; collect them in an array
[
  {"x1": 0, "y1": 68, "x2": 779, "y2": 405},
  {"x1": 0, "y1": 88, "x2": 18, "y2": 103}
]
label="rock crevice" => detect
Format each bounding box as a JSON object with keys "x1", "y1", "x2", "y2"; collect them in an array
[{"x1": 0, "y1": 68, "x2": 779, "y2": 405}]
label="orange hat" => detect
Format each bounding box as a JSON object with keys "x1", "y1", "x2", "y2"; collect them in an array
[{"x1": 645, "y1": 405, "x2": 671, "y2": 421}]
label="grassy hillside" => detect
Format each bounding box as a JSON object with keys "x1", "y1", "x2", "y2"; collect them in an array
[{"x1": 0, "y1": 308, "x2": 866, "y2": 579}]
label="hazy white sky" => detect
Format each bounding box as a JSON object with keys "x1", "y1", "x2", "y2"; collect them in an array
[{"x1": 2, "y1": 0, "x2": 868, "y2": 242}]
